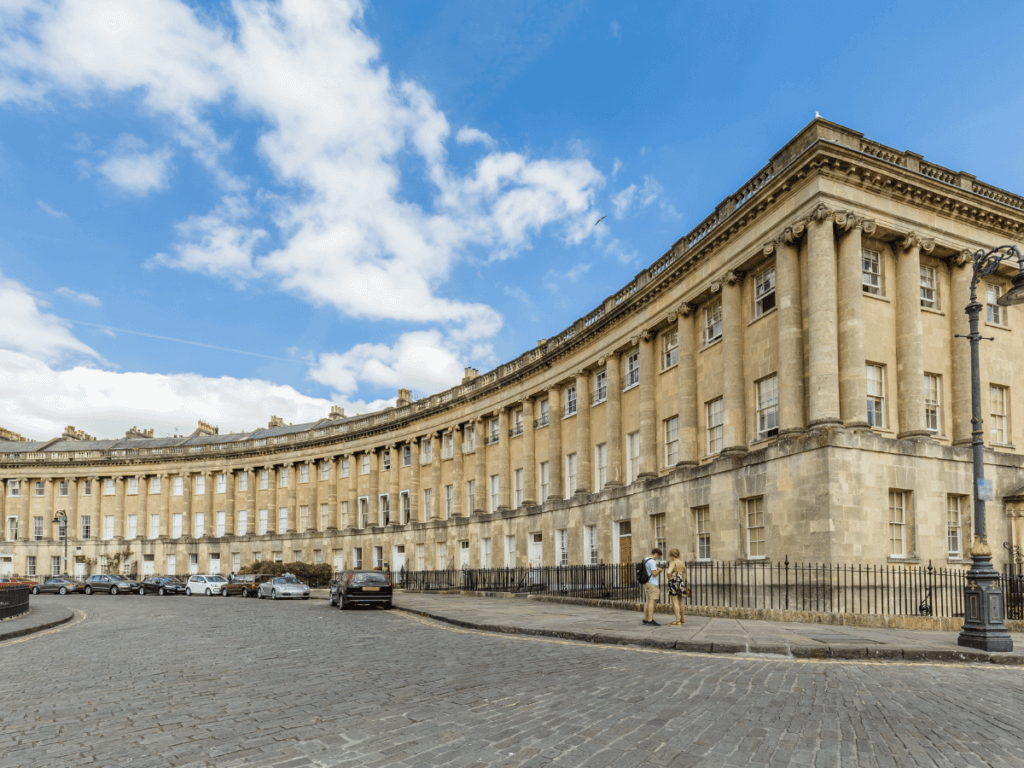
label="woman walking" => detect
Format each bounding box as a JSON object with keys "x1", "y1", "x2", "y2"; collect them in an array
[{"x1": 665, "y1": 548, "x2": 688, "y2": 626}]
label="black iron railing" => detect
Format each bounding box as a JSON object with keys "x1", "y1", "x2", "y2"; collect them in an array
[
  {"x1": 397, "y1": 559, "x2": 1024, "y2": 620},
  {"x1": 0, "y1": 585, "x2": 30, "y2": 620}
]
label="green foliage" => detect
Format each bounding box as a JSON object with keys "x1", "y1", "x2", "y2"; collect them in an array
[
  {"x1": 104, "y1": 546, "x2": 134, "y2": 575},
  {"x1": 235, "y1": 560, "x2": 332, "y2": 584}
]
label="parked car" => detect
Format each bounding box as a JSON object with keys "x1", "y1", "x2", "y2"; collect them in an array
[
  {"x1": 83, "y1": 574, "x2": 136, "y2": 595},
  {"x1": 232, "y1": 573, "x2": 274, "y2": 598},
  {"x1": 110, "y1": 574, "x2": 142, "y2": 594},
  {"x1": 332, "y1": 570, "x2": 393, "y2": 609},
  {"x1": 257, "y1": 574, "x2": 310, "y2": 600},
  {"x1": 138, "y1": 576, "x2": 186, "y2": 596},
  {"x1": 185, "y1": 574, "x2": 235, "y2": 596},
  {"x1": 31, "y1": 577, "x2": 83, "y2": 595},
  {"x1": 0, "y1": 577, "x2": 38, "y2": 588}
]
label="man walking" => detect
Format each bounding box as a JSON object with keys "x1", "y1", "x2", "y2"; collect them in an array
[{"x1": 642, "y1": 548, "x2": 662, "y2": 626}]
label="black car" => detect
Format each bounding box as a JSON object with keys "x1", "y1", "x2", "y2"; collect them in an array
[
  {"x1": 31, "y1": 577, "x2": 83, "y2": 595},
  {"x1": 83, "y1": 574, "x2": 139, "y2": 595},
  {"x1": 331, "y1": 570, "x2": 393, "y2": 609},
  {"x1": 138, "y1": 575, "x2": 186, "y2": 596}
]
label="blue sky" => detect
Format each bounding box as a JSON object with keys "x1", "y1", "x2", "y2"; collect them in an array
[{"x1": 2, "y1": 0, "x2": 1023, "y2": 439}]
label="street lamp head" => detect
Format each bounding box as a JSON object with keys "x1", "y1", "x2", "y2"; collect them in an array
[{"x1": 996, "y1": 269, "x2": 1024, "y2": 306}]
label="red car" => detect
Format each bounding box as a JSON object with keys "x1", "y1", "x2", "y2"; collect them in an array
[{"x1": 0, "y1": 577, "x2": 38, "y2": 589}]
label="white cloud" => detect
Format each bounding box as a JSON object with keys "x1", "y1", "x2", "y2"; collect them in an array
[
  {"x1": 611, "y1": 158, "x2": 622, "y2": 177},
  {"x1": 612, "y1": 184, "x2": 637, "y2": 219},
  {"x1": 0, "y1": 270, "x2": 101, "y2": 364},
  {"x1": 55, "y1": 286, "x2": 102, "y2": 307},
  {"x1": 456, "y1": 126, "x2": 496, "y2": 149},
  {"x1": 610, "y1": 20, "x2": 621, "y2": 40},
  {"x1": 97, "y1": 134, "x2": 173, "y2": 196},
  {"x1": 36, "y1": 199, "x2": 66, "y2": 218},
  {"x1": 612, "y1": 175, "x2": 664, "y2": 219}
]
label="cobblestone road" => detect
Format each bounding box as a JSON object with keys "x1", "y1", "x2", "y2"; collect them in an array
[{"x1": 1, "y1": 595, "x2": 1023, "y2": 768}]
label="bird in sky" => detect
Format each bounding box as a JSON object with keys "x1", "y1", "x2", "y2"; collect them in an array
[{"x1": 595, "y1": 215, "x2": 606, "y2": 226}]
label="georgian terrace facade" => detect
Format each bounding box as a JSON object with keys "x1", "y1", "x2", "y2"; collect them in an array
[{"x1": 3, "y1": 117, "x2": 1024, "y2": 581}]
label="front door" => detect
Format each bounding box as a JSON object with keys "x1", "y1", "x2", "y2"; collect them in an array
[
  {"x1": 617, "y1": 521, "x2": 632, "y2": 586},
  {"x1": 210, "y1": 554, "x2": 220, "y2": 575},
  {"x1": 528, "y1": 533, "x2": 543, "y2": 568},
  {"x1": 189, "y1": 554, "x2": 199, "y2": 575},
  {"x1": 459, "y1": 541, "x2": 470, "y2": 568},
  {"x1": 0, "y1": 556, "x2": 12, "y2": 576},
  {"x1": 74, "y1": 559, "x2": 86, "y2": 577},
  {"x1": 142, "y1": 557, "x2": 155, "y2": 576}
]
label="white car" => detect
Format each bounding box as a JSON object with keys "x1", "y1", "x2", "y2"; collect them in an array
[{"x1": 185, "y1": 574, "x2": 230, "y2": 596}]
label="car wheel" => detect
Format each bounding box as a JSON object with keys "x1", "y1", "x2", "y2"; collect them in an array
[
  {"x1": 384, "y1": 601, "x2": 393, "y2": 609},
  {"x1": 31, "y1": 586, "x2": 40, "y2": 595},
  {"x1": 242, "y1": 588, "x2": 250, "y2": 598},
  {"x1": 221, "y1": 587, "x2": 228, "y2": 596},
  {"x1": 205, "y1": 588, "x2": 212, "y2": 597},
  {"x1": 338, "y1": 595, "x2": 347, "y2": 610},
  {"x1": 185, "y1": 587, "x2": 192, "y2": 596},
  {"x1": 59, "y1": 586, "x2": 68, "y2": 595},
  {"x1": 110, "y1": 586, "x2": 119, "y2": 595},
  {"x1": 328, "y1": 594, "x2": 335, "y2": 607},
  {"x1": 258, "y1": 589, "x2": 264, "y2": 599},
  {"x1": 159, "y1": 587, "x2": 166, "y2": 596},
  {"x1": 138, "y1": 587, "x2": 146, "y2": 596},
  {"x1": 84, "y1": 586, "x2": 93, "y2": 595}
]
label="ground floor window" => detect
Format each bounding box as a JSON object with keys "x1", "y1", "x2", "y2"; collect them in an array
[{"x1": 745, "y1": 497, "x2": 765, "y2": 559}]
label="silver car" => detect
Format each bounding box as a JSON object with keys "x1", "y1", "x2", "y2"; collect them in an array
[{"x1": 257, "y1": 575, "x2": 310, "y2": 600}]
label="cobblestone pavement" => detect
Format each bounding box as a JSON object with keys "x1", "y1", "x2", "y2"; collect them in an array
[{"x1": 2, "y1": 595, "x2": 1023, "y2": 768}]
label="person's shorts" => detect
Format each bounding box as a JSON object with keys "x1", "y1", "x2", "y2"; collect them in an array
[{"x1": 643, "y1": 582, "x2": 659, "y2": 603}]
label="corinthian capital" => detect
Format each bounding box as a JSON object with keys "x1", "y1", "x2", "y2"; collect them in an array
[
  {"x1": 724, "y1": 270, "x2": 745, "y2": 285},
  {"x1": 807, "y1": 203, "x2": 836, "y2": 223},
  {"x1": 951, "y1": 249, "x2": 973, "y2": 268},
  {"x1": 899, "y1": 232, "x2": 935, "y2": 253},
  {"x1": 834, "y1": 210, "x2": 876, "y2": 235}
]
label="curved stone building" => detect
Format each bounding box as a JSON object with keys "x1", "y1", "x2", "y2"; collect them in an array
[{"x1": 3, "y1": 118, "x2": 1024, "y2": 580}]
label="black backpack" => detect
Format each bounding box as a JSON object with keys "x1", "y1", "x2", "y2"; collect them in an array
[{"x1": 635, "y1": 558, "x2": 650, "y2": 585}]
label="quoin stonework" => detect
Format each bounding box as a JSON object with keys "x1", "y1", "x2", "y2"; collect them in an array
[{"x1": 3, "y1": 118, "x2": 1024, "y2": 580}]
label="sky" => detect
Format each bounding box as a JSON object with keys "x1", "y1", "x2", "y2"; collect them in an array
[{"x1": 2, "y1": 0, "x2": 1024, "y2": 441}]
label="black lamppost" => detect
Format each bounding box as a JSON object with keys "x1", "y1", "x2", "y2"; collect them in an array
[
  {"x1": 52, "y1": 509, "x2": 68, "y2": 577},
  {"x1": 957, "y1": 245, "x2": 1024, "y2": 652}
]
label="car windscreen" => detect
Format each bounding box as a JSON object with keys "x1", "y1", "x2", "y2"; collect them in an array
[
  {"x1": 276, "y1": 577, "x2": 299, "y2": 584},
  {"x1": 351, "y1": 573, "x2": 389, "y2": 584}
]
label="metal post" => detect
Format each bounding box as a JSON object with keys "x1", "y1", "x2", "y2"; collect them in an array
[{"x1": 52, "y1": 509, "x2": 68, "y2": 577}]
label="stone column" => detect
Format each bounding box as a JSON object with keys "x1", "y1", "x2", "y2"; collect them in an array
[
  {"x1": 346, "y1": 454, "x2": 358, "y2": 529},
  {"x1": 325, "y1": 457, "x2": 338, "y2": 530},
  {"x1": 136, "y1": 474, "x2": 148, "y2": 539},
  {"x1": 65, "y1": 477, "x2": 78, "y2": 550},
  {"x1": 245, "y1": 468, "x2": 256, "y2": 534},
  {"x1": 806, "y1": 208, "x2": 842, "y2": 427},
  {"x1": 88, "y1": 476, "x2": 100, "y2": 542},
  {"x1": 547, "y1": 387, "x2": 563, "y2": 499},
  {"x1": 474, "y1": 418, "x2": 487, "y2": 513},
  {"x1": 224, "y1": 469, "x2": 235, "y2": 536},
  {"x1": 366, "y1": 451, "x2": 379, "y2": 527},
  {"x1": 284, "y1": 463, "x2": 297, "y2": 532},
  {"x1": 453, "y1": 429, "x2": 464, "y2": 517},
  {"x1": 409, "y1": 443, "x2": 420, "y2": 522},
  {"x1": 522, "y1": 398, "x2": 536, "y2": 504},
  {"x1": 430, "y1": 435, "x2": 442, "y2": 519},
  {"x1": 498, "y1": 409, "x2": 510, "y2": 510},
  {"x1": 18, "y1": 481, "x2": 29, "y2": 541},
  {"x1": 575, "y1": 370, "x2": 591, "y2": 493},
  {"x1": 159, "y1": 474, "x2": 171, "y2": 538},
  {"x1": 675, "y1": 307, "x2": 699, "y2": 464},
  {"x1": 605, "y1": 354, "x2": 623, "y2": 486},
  {"x1": 896, "y1": 232, "x2": 933, "y2": 439},
  {"x1": 113, "y1": 476, "x2": 126, "y2": 539},
  {"x1": 836, "y1": 214, "x2": 873, "y2": 428},
  {"x1": 306, "y1": 462, "x2": 318, "y2": 532},
  {"x1": 637, "y1": 330, "x2": 659, "y2": 475},
  {"x1": 266, "y1": 466, "x2": 277, "y2": 533},
  {"x1": 950, "y1": 251, "x2": 973, "y2": 445},
  {"x1": 770, "y1": 233, "x2": 806, "y2": 435},
  {"x1": 388, "y1": 445, "x2": 400, "y2": 526},
  {"x1": 204, "y1": 471, "x2": 214, "y2": 537},
  {"x1": 182, "y1": 472, "x2": 192, "y2": 538},
  {"x1": 720, "y1": 273, "x2": 746, "y2": 454},
  {"x1": 42, "y1": 477, "x2": 54, "y2": 540},
  {"x1": 0, "y1": 480, "x2": 5, "y2": 541}
]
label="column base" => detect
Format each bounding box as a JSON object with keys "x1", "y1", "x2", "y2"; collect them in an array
[
  {"x1": 573, "y1": 488, "x2": 591, "y2": 497},
  {"x1": 896, "y1": 430, "x2": 932, "y2": 441},
  {"x1": 673, "y1": 461, "x2": 699, "y2": 469},
  {"x1": 778, "y1": 427, "x2": 806, "y2": 437},
  {"x1": 843, "y1": 420, "x2": 872, "y2": 429},
  {"x1": 637, "y1": 472, "x2": 658, "y2": 481},
  {"x1": 719, "y1": 446, "x2": 747, "y2": 458},
  {"x1": 807, "y1": 418, "x2": 843, "y2": 430},
  {"x1": 602, "y1": 481, "x2": 624, "y2": 488}
]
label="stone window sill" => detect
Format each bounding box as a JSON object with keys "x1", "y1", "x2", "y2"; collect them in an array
[
  {"x1": 748, "y1": 306, "x2": 776, "y2": 326},
  {"x1": 991, "y1": 442, "x2": 1017, "y2": 451},
  {"x1": 660, "y1": 362, "x2": 678, "y2": 375},
  {"x1": 864, "y1": 292, "x2": 891, "y2": 303},
  {"x1": 700, "y1": 337, "x2": 722, "y2": 353},
  {"x1": 921, "y1": 306, "x2": 945, "y2": 316},
  {"x1": 985, "y1": 320, "x2": 1012, "y2": 332}
]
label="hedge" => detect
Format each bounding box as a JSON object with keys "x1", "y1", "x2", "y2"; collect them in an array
[{"x1": 235, "y1": 561, "x2": 333, "y2": 584}]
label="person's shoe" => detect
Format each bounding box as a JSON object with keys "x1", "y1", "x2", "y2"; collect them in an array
[{"x1": 647, "y1": 620, "x2": 660, "y2": 626}]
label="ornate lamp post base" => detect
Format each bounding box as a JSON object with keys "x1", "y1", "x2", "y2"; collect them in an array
[{"x1": 958, "y1": 546, "x2": 1013, "y2": 652}]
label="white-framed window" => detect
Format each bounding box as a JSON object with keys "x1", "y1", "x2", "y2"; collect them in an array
[
  {"x1": 238, "y1": 472, "x2": 247, "y2": 492},
  {"x1": 538, "y1": 461, "x2": 549, "y2": 500},
  {"x1": 51, "y1": 555, "x2": 61, "y2": 576},
  {"x1": 489, "y1": 474, "x2": 499, "y2": 513},
  {"x1": 127, "y1": 477, "x2": 138, "y2": 496},
  {"x1": 442, "y1": 432, "x2": 454, "y2": 458},
  {"x1": 756, "y1": 375, "x2": 779, "y2": 439},
  {"x1": 514, "y1": 469, "x2": 523, "y2": 507},
  {"x1": 57, "y1": 515, "x2": 66, "y2": 540},
  {"x1": 320, "y1": 503, "x2": 329, "y2": 530},
  {"x1": 664, "y1": 416, "x2": 679, "y2": 466},
  {"x1": 920, "y1": 265, "x2": 937, "y2": 309},
  {"x1": 487, "y1": 418, "x2": 499, "y2": 445},
  {"x1": 403, "y1": 445, "x2": 412, "y2": 465},
  {"x1": 400, "y1": 492, "x2": 410, "y2": 525},
  {"x1": 651, "y1": 513, "x2": 666, "y2": 555},
  {"x1": 557, "y1": 529, "x2": 569, "y2": 566},
  {"x1": 236, "y1": 510, "x2": 247, "y2": 536},
  {"x1": 300, "y1": 504, "x2": 310, "y2": 530},
  {"x1": 511, "y1": 410, "x2": 524, "y2": 438},
  {"x1": 172, "y1": 513, "x2": 183, "y2": 539},
  {"x1": 537, "y1": 398, "x2": 550, "y2": 428},
  {"x1": 889, "y1": 491, "x2": 907, "y2": 558},
  {"x1": 422, "y1": 488, "x2": 432, "y2": 519},
  {"x1": 662, "y1": 329, "x2": 678, "y2": 369},
  {"x1": 925, "y1": 374, "x2": 941, "y2": 434},
  {"x1": 195, "y1": 475, "x2": 205, "y2": 495},
  {"x1": 947, "y1": 495, "x2": 964, "y2": 559},
  {"x1": 126, "y1": 515, "x2": 137, "y2": 539},
  {"x1": 235, "y1": 552, "x2": 243, "y2": 570},
  {"x1": 104, "y1": 479, "x2": 115, "y2": 495},
  {"x1": 216, "y1": 511, "x2": 226, "y2": 537},
  {"x1": 588, "y1": 372, "x2": 605, "y2": 409},
  {"x1": 437, "y1": 543, "x2": 447, "y2": 569},
  {"x1": 754, "y1": 266, "x2": 776, "y2": 317},
  {"x1": 33, "y1": 516, "x2": 43, "y2": 540},
  {"x1": 7, "y1": 480, "x2": 19, "y2": 497},
  {"x1": 706, "y1": 398, "x2": 723, "y2": 455},
  {"x1": 378, "y1": 495, "x2": 389, "y2": 526},
  {"x1": 481, "y1": 537, "x2": 492, "y2": 568},
  {"x1": 694, "y1": 506, "x2": 710, "y2": 561},
  {"x1": 35, "y1": 481, "x2": 44, "y2": 496},
  {"x1": 278, "y1": 507, "x2": 288, "y2": 535},
  {"x1": 253, "y1": 551, "x2": 261, "y2": 563},
  {"x1": 257, "y1": 509, "x2": 268, "y2": 535},
  {"x1": 353, "y1": 547, "x2": 363, "y2": 569},
  {"x1": 373, "y1": 546, "x2": 383, "y2": 569},
  {"x1": 463, "y1": 425, "x2": 475, "y2": 452},
  {"x1": 81, "y1": 479, "x2": 91, "y2": 496},
  {"x1": 505, "y1": 534, "x2": 516, "y2": 568},
  {"x1": 358, "y1": 497, "x2": 370, "y2": 528},
  {"x1": 382, "y1": 451, "x2": 391, "y2": 471},
  {"x1": 27, "y1": 556, "x2": 36, "y2": 577},
  {"x1": 80, "y1": 514, "x2": 91, "y2": 539},
  {"x1": 299, "y1": 464, "x2": 309, "y2": 483},
  {"x1": 987, "y1": 283, "x2": 1005, "y2": 325},
  {"x1": 166, "y1": 553, "x2": 177, "y2": 575},
  {"x1": 150, "y1": 476, "x2": 161, "y2": 494},
  {"x1": 866, "y1": 364, "x2": 886, "y2": 428},
  {"x1": 565, "y1": 453, "x2": 577, "y2": 498},
  {"x1": 625, "y1": 351, "x2": 640, "y2": 389},
  {"x1": 321, "y1": 461, "x2": 330, "y2": 480},
  {"x1": 259, "y1": 470, "x2": 269, "y2": 489},
  {"x1": 585, "y1": 525, "x2": 598, "y2": 565},
  {"x1": 149, "y1": 513, "x2": 159, "y2": 539},
  {"x1": 703, "y1": 299, "x2": 722, "y2": 344},
  {"x1": 194, "y1": 512, "x2": 205, "y2": 538},
  {"x1": 217, "y1": 473, "x2": 226, "y2": 493},
  {"x1": 564, "y1": 386, "x2": 577, "y2": 417},
  {"x1": 7, "y1": 516, "x2": 18, "y2": 540},
  {"x1": 360, "y1": 454, "x2": 370, "y2": 474},
  {"x1": 340, "y1": 500, "x2": 349, "y2": 525},
  {"x1": 990, "y1": 385, "x2": 1009, "y2": 444},
  {"x1": 745, "y1": 497, "x2": 765, "y2": 559},
  {"x1": 279, "y1": 467, "x2": 289, "y2": 487},
  {"x1": 416, "y1": 543, "x2": 425, "y2": 570},
  {"x1": 57, "y1": 480, "x2": 68, "y2": 497},
  {"x1": 103, "y1": 515, "x2": 114, "y2": 540},
  {"x1": 422, "y1": 436, "x2": 434, "y2": 461},
  {"x1": 444, "y1": 485, "x2": 453, "y2": 519},
  {"x1": 594, "y1": 443, "x2": 607, "y2": 489},
  {"x1": 862, "y1": 249, "x2": 882, "y2": 295},
  {"x1": 341, "y1": 458, "x2": 350, "y2": 478},
  {"x1": 465, "y1": 480, "x2": 475, "y2": 513},
  {"x1": 627, "y1": 431, "x2": 640, "y2": 483}
]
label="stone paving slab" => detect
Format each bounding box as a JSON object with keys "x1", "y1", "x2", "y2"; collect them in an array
[
  {"x1": 0, "y1": 601, "x2": 73, "y2": 642},
  {"x1": 393, "y1": 591, "x2": 1024, "y2": 664}
]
